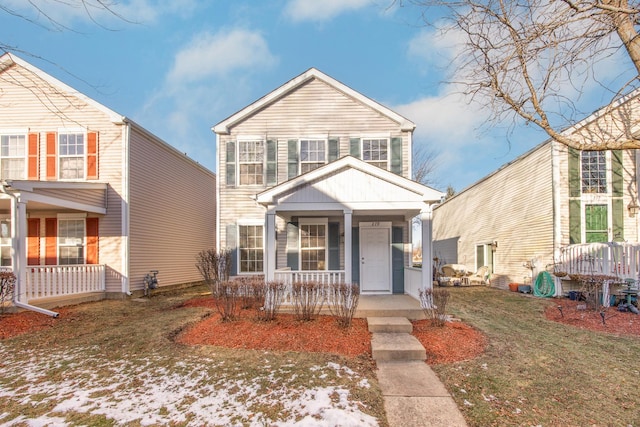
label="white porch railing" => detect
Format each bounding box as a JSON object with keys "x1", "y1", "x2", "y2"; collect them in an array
[
  {"x1": 273, "y1": 269, "x2": 346, "y2": 306},
  {"x1": 557, "y1": 242, "x2": 640, "y2": 281},
  {"x1": 404, "y1": 266, "x2": 423, "y2": 300},
  {"x1": 24, "y1": 264, "x2": 106, "y2": 301}
]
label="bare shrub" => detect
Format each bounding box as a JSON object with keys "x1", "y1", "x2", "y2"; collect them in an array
[
  {"x1": 291, "y1": 281, "x2": 325, "y2": 321},
  {"x1": 419, "y1": 288, "x2": 450, "y2": 327},
  {"x1": 0, "y1": 271, "x2": 16, "y2": 314},
  {"x1": 327, "y1": 282, "x2": 360, "y2": 328},
  {"x1": 214, "y1": 281, "x2": 240, "y2": 322},
  {"x1": 195, "y1": 249, "x2": 233, "y2": 295},
  {"x1": 259, "y1": 281, "x2": 286, "y2": 321},
  {"x1": 237, "y1": 276, "x2": 265, "y2": 310}
]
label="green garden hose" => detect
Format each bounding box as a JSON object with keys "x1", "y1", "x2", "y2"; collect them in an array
[{"x1": 534, "y1": 271, "x2": 555, "y2": 298}]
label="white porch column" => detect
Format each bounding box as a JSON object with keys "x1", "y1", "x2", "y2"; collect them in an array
[
  {"x1": 265, "y1": 211, "x2": 276, "y2": 282},
  {"x1": 344, "y1": 210, "x2": 352, "y2": 284},
  {"x1": 11, "y1": 196, "x2": 27, "y2": 302},
  {"x1": 421, "y1": 206, "x2": 433, "y2": 290}
]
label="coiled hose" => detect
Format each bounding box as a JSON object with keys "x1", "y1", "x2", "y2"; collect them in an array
[{"x1": 534, "y1": 271, "x2": 555, "y2": 298}]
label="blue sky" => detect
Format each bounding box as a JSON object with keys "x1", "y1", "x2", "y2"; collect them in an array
[{"x1": 1, "y1": 0, "x2": 634, "y2": 192}]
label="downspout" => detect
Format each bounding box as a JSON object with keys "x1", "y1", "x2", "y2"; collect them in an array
[
  {"x1": 551, "y1": 141, "x2": 562, "y2": 297},
  {"x1": 0, "y1": 182, "x2": 59, "y2": 317}
]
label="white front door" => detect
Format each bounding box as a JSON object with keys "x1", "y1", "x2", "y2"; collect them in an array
[{"x1": 360, "y1": 224, "x2": 391, "y2": 293}]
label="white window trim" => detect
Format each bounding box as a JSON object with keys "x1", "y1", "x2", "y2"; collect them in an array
[
  {"x1": 57, "y1": 128, "x2": 88, "y2": 181},
  {"x1": 237, "y1": 221, "x2": 265, "y2": 275},
  {"x1": 57, "y1": 216, "x2": 86, "y2": 265},
  {"x1": 361, "y1": 136, "x2": 390, "y2": 169},
  {"x1": 580, "y1": 150, "x2": 611, "y2": 196},
  {"x1": 0, "y1": 131, "x2": 28, "y2": 181},
  {"x1": 236, "y1": 137, "x2": 266, "y2": 186},
  {"x1": 299, "y1": 218, "x2": 329, "y2": 271},
  {"x1": 299, "y1": 137, "x2": 328, "y2": 173}
]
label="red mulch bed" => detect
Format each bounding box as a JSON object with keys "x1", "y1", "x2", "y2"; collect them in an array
[{"x1": 545, "y1": 299, "x2": 640, "y2": 336}]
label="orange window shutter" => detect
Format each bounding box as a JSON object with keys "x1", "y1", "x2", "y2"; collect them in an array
[
  {"x1": 27, "y1": 133, "x2": 39, "y2": 180},
  {"x1": 87, "y1": 132, "x2": 98, "y2": 180},
  {"x1": 46, "y1": 132, "x2": 57, "y2": 180},
  {"x1": 45, "y1": 218, "x2": 57, "y2": 265},
  {"x1": 27, "y1": 218, "x2": 40, "y2": 265},
  {"x1": 86, "y1": 217, "x2": 99, "y2": 264}
]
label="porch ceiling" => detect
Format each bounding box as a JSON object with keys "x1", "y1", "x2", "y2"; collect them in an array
[{"x1": 0, "y1": 180, "x2": 107, "y2": 214}]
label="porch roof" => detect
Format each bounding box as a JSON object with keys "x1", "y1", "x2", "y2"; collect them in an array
[
  {"x1": 256, "y1": 156, "x2": 444, "y2": 218},
  {"x1": 1, "y1": 180, "x2": 107, "y2": 214}
]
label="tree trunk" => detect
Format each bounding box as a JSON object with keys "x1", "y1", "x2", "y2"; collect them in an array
[{"x1": 607, "y1": 0, "x2": 640, "y2": 75}]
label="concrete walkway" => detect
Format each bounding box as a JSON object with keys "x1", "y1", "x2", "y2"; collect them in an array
[{"x1": 368, "y1": 315, "x2": 468, "y2": 427}]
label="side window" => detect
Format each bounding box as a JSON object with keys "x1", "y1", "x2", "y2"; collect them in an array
[
  {"x1": 0, "y1": 134, "x2": 26, "y2": 180},
  {"x1": 59, "y1": 133, "x2": 85, "y2": 180},
  {"x1": 238, "y1": 140, "x2": 264, "y2": 185}
]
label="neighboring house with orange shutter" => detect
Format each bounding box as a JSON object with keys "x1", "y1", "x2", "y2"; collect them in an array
[
  {"x1": 213, "y1": 68, "x2": 443, "y2": 299},
  {"x1": 0, "y1": 53, "x2": 216, "y2": 314},
  {"x1": 432, "y1": 89, "x2": 640, "y2": 292}
]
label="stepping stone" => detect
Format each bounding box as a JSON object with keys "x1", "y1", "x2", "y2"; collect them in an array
[{"x1": 367, "y1": 317, "x2": 413, "y2": 333}]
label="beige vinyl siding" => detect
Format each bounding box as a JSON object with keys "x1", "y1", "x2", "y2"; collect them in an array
[
  {"x1": 433, "y1": 143, "x2": 554, "y2": 288},
  {"x1": 0, "y1": 62, "x2": 126, "y2": 293},
  {"x1": 128, "y1": 123, "x2": 216, "y2": 291},
  {"x1": 32, "y1": 188, "x2": 106, "y2": 208}
]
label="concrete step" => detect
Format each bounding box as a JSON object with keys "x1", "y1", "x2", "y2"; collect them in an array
[
  {"x1": 356, "y1": 307, "x2": 425, "y2": 320},
  {"x1": 371, "y1": 332, "x2": 426, "y2": 362},
  {"x1": 367, "y1": 317, "x2": 413, "y2": 333}
]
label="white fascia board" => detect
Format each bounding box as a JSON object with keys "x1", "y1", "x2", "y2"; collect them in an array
[
  {"x1": 213, "y1": 68, "x2": 416, "y2": 135},
  {"x1": 1, "y1": 53, "x2": 126, "y2": 125},
  {"x1": 19, "y1": 191, "x2": 106, "y2": 214},
  {"x1": 4, "y1": 180, "x2": 108, "y2": 192}
]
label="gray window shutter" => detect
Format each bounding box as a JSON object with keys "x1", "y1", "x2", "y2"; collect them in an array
[
  {"x1": 350, "y1": 138, "x2": 361, "y2": 158},
  {"x1": 392, "y1": 226, "x2": 404, "y2": 293},
  {"x1": 328, "y1": 138, "x2": 339, "y2": 162},
  {"x1": 612, "y1": 150, "x2": 623, "y2": 197},
  {"x1": 391, "y1": 137, "x2": 402, "y2": 175},
  {"x1": 226, "y1": 224, "x2": 237, "y2": 276},
  {"x1": 288, "y1": 140, "x2": 298, "y2": 179},
  {"x1": 266, "y1": 139, "x2": 277, "y2": 185},
  {"x1": 287, "y1": 222, "x2": 299, "y2": 270},
  {"x1": 226, "y1": 141, "x2": 236, "y2": 187},
  {"x1": 328, "y1": 222, "x2": 340, "y2": 270},
  {"x1": 351, "y1": 227, "x2": 359, "y2": 285},
  {"x1": 613, "y1": 198, "x2": 624, "y2": 241},
  {"x1": 569, "y1": 199, "x2": 581, "y2": 244},
  {"x1": 568, "y1": 147, "x2": 580, "y2": 197}
]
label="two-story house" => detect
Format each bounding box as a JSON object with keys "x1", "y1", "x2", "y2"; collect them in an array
[
  {"x1": 213, "y1": 68, "x2": 443, "y2": 298},
  {"x1": 0, "y1": 53, "x2": 216, "y2": 315},
  {"x1": 432, "y1": 88, "x2": 640, "y2": 293}
]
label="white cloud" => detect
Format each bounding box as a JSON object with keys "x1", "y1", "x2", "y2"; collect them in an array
[
  {"x1": 284, "y1": 0, "x2": 372, "y2": 23},
  {"x1": 167, "y1": 29, "x2": 277, "y2": 85}
]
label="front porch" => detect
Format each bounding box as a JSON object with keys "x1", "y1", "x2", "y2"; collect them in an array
[{"x1": 355, "y1": 294, "x2": 425, "y2": 319}]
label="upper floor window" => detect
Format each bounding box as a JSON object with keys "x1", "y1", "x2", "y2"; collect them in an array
[
  {"x1": 362, "y1": 138, "x2": 388, "y2": 170},
  {"x1": 300, "y1": 139, "x2": 326, "y2": 173},
  {"x1": 238, "y1": 140, "x2": 264, "y2": 185},
  {"x1": 581, "y1": 151, "x2": 606, "y2": 193},
  {"x1": 59, "y1": 133, "x2": 85, "y2": 180},
  {"x1": 0, "y1": 134, "x2": 26, "y2": 180}
]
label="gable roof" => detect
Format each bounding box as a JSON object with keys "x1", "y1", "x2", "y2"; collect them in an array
[
  {"x1": 212, "y1": 68, "x2": 416, "y2": 135},
  {"x1": 256, "y1": 156, "x2": 443, "y2": 210},
  {"x1": 0, "y1": 53, "x2": 125, "y2": 124}
]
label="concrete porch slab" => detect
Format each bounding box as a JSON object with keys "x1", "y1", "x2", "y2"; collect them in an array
[{"x1": 356, "y1": 294, "x2": 425, "y2": 320}]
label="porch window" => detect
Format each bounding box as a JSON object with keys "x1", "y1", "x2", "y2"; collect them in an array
[
  {"x1": 238, "y1": 140, "x2": 264, "y2": 185},
  {"x1": 300, "y1": 139, "x2": 326, "y2": 173},
  {"x1": 362, "y1": 138, "x2": 388, "y2": 170},
  {"x1": 58, "y1": 219, "x2": 85, "y2": 264},
  {"x1": 0, "y1": 219, "x2": 11, "y2": 267},
  {"x1": 581, "y1": 151, "x2": 606, "y2": 193},
  {"x1": 0, "y1": 134, "x2": 26, "y2": 180},
  {"x1": 300, "y1": 223, "x2": 327, "y2": 270},
  {"x1": 585, "y1": 204, "x2": 608, "y2": 243},
  {"x1": 59, "y1": 133, "x2": 85, "y2": 180},
  {"x1": 239, "y1": 225, "x2": 263, "y2": 273}
]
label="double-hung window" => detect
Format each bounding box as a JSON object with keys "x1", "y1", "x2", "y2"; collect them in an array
[
  {"x1": 58, "y1": 218, "x2": 85, "y2": 265},
  {"x1": 581, "y1": 151, "x2": 606, "y2": 193},
  {"x1": 0, "y1": 134, "x2": 26, "y2": 180},
  {"x1": 59, "y1": 132, "x2": 85, "y2": 180},
  {"x1": 300, "y1": 139, "x2": 326, "y2": 173},
  {"x1": 300, "y1": 220, "x2": 327, "y2": 271},
  {"x1": 238, "y1": 140, "x2": 264, "y2": 185},
  {"x1": 362, "y1": 138, "x2": 388, "y2": 169},
  {"x1": 0, "y1": 218, "x2": 11, "y2": 267},
  {"x1": 239, "y1": 224, "x2": 263, "y2": 273}
]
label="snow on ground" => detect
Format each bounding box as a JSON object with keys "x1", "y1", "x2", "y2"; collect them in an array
[{"x1": 0, "y1": 345, "x2": 378, "y2": 426}]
